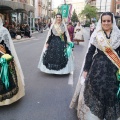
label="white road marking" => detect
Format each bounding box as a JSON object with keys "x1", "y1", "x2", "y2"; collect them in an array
[
  {"x1": 68, "y1": 71, "x2": 73, "y2": 86},
  {"x1": 14, "y1": 38, "x2": 40, "y2": 44}
]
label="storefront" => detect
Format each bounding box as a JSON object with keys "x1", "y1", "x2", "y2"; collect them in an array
[{"x1": 0, "y1": 0, "x2": 34, "y2": 28}]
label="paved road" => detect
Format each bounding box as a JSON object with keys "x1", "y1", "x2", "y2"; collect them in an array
[{"x1": 0, "y1": 28, "x2": 90, "y2": 120}]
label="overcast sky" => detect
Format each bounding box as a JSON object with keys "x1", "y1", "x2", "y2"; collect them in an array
[
  {"x1": 52, "y1": 0, "x2": 64, "y2": 8},
  {"x1": 52, "y1": 0, "x2": 85, "y2": 8}
]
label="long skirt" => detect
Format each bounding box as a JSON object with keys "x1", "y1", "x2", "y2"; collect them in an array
[
  {"x1": 74, "y1": 31, "x2": 83, "y2": 40},
  {"x1": 38, "y1": 36, "x2": 74, "y2": 74},
  {"x1": 0, "y1": 45, "x2": 25, "y2": 106},
  {"x1": 43, "y1": 36, "x2": 68, "y2": 70},
  {"x1": 70, "y1": 53, "x2": 120, "y2": 120}
]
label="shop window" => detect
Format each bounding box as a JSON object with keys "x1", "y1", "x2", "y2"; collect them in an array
[{"x1": 117, "y1": 4, "x2": 120, "y2": 9}]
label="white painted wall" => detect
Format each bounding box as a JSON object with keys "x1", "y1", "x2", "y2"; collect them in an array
[
  {"x1": 34, "y1": 0, "x2": 39, "y2": 18},
  {"x1": 66, "y1": 0, "x2": 85, "y2": 15},
  {"x1": 96, "y1": 0, "x2": 111, "y2": 12},
  {"x1": 42, "y1": 0, "x2": 48, "y2": 17}
]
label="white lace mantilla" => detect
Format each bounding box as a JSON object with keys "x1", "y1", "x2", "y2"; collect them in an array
[
  {"x1": 0, "y1": 27, "x2": 11, "y2": 50},
  {"x1": 90, "y1": 13, "x2": 120, "y2": 50},
  {"x1": 0, "y1": 18, "x2": 24, "y2": 85}
]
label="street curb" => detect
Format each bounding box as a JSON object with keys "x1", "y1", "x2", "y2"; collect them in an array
[
  {"x1": 13, "y1": 36, "x2": 35, "y2": 43},
  {"x1": 13, "y1": 29, "x2": 49, "y2": 43},
  {"x1": 13, "y1": 31, "x2": 39, "y2": 43}
]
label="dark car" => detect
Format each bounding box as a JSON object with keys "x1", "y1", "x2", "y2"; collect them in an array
[{"x1": 115, "y1": 15, "x2": 120, "y2": 29}]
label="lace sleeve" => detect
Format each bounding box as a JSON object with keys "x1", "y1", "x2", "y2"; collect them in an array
[{"x1": 83, "y1": 44, "x2": 96, "y2": 72}]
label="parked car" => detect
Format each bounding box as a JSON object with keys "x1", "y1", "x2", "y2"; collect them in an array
[
  {"x1": 115, "y1": 15, "x2": 120, "y2": 29},
  {"x1": 82, "y1": 21, "x2": 91, "y2": 27}
]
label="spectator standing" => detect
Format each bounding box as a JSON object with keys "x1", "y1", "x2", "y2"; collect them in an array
[
  {"x1": 9, "y1": 24, "x2": 17, "y2": 39},
  {"x1": 24, "y1": 24, "x2": 31, "y2": 38},
  {"x1": 90, "y1": 21, "x2": 95, "y2": 37},
  {"x1": 67, "y1": 22, "x2": 74, "y2": 41}
]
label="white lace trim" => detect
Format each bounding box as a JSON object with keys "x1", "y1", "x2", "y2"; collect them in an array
[
  {"x1": 0, "y1": 27, "x2": 11, "y2": 50},
  {"x1": 0, "y1": 17, "x2": 24, "y2": 85}
]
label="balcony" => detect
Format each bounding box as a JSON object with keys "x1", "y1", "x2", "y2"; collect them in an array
[
  {"x1": 0, "y1": 0, "x2": 34, "y2": 12},
  {"x1": 3, "y1": 0, "x2": 33, "y2": 5}
]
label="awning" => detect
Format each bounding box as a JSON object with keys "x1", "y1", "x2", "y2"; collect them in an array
[
  {"x1": 0, "y1": 6, "x2": 13, "y2": 11},
  {"x1": 0, "y1": 1, "x2": 34, "y2": 12}
]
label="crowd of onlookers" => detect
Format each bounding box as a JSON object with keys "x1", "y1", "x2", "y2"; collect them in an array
[
  {"x1": 35, "y1": 19, "x2": 52, "y2": 33},
  {"x1": 3, "y1": 18, "x2": 95, "y2": 41},
  {"x1": 4, "y1": 19, "x2": 51, "y2": 40},
  {"x1": 3, "y1": 23, "x2": 31, "y2": 39}
]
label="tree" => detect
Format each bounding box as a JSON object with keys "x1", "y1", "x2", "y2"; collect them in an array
[
  {"x1": 80, "y1": 4, "x2": 98, "y2": 22},
  {"x1": 57, "y1": 6, "x2": 61, "y2": 14},
  {"x1": 51, "y1": 11, "x2": 56, "y2": 18},
  {"x1": 71, "y1": 9, "x2": 79, "y2": 23}
]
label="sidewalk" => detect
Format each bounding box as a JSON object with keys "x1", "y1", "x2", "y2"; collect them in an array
[
  {"x1": 13, "y1": 29, "x2": 49, "y2": 43},
  {"x1": 13, "y1": 28, "x2": 89, "y2": 43}
]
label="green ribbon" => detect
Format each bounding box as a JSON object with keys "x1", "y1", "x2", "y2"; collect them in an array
[
  {"x1": 0, "y1": 58, "x2": 9, "y2": 89},
  {"x1": 116, "y1": 69, "x2": 120, "y2": 98},
  {"x1": 117, "y1": 84, "x2": 120, "y2": 98},
  {"x1": 60, "y1": 34, "x2": 64, "y2": 41},
  {"x1": 116, "y1": 69, "x2": 120, "y2": 81},
  {"x1": 64, "y1": 42, "x2": 74, "y2": 58}
]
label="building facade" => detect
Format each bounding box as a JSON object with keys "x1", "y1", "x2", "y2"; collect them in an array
[
  {"x1": 86, "y1": 0, "x2": 111, "y2": 13},
  {"x1": 86, "y1": 0, "x2": 119, "y2": 16},
  {"x1": 35, "y1": 0, "x2": 42, "y2": 19},
  {"x1": 85, "y1": 0, "x2": 96, "y2": 6},
  {"x1": 65, "y1": 0, "x2": 85, "y2": 22},
  {"x1": 116, "y1": 0, "x2": 120, "y2": 15},
  {"x1": 0, "y1": 0, "x2": 35, "y2": 27},
  {"x1": 66, "y1": 0, "x2": 85, "y2": 16},
  {"x1": 41, "y1": 0, "x2": 48, "y2": 18},
  {"x1": 35, "y1": 0, "x2": 52, "y2": 23}
]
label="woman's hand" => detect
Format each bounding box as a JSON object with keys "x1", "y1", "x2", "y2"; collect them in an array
[
  {"x1": 82, "y1": 71, "x2": 88, "y2": 79},
  {"x1": 46, "y1": 43, "x2": 49, "y2": 48}
]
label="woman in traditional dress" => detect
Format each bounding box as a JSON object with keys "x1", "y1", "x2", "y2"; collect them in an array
[
  {"x1": 0, "y1": 15, "x2": 25, "y2": 106},
  {"x1": 67, "y1": 22, "x2": 74, "y2": 41},
  {"x1": 74, "y1": 22, "x2": 84, "y2": 41},
  {"x1": 38, "y1": 13, "x2": 74, "y2": 74},
  {"x1": 70, "y1": 12, "x2": 120, "y2": 120}
]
